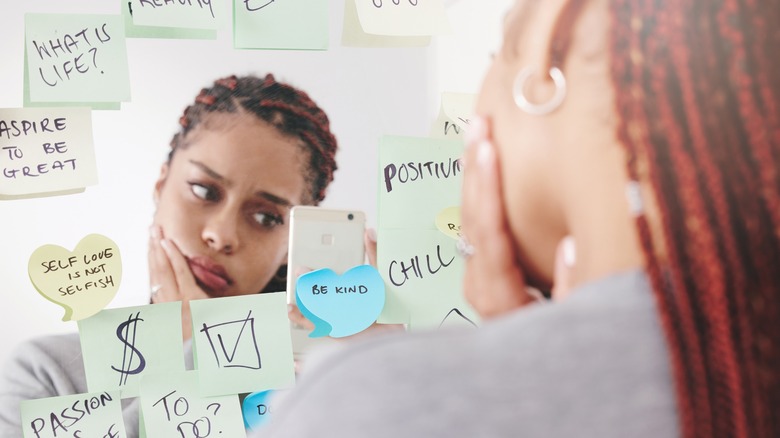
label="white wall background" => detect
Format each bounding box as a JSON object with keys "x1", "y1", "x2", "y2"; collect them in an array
[{"x1": 0, "y1": 0, "x2": 511, "y2": 369}]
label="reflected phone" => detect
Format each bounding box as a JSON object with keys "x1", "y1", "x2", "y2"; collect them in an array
[{"x1": 286, "y1": 206, "x2": 366, "y2": 359}]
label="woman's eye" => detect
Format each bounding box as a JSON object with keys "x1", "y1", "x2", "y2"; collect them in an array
[
  {"x1": 189, "y1": 183, "x2": 218, "y2": 201},
  {"x1": 253, "y1": 212, "x2": 283, "y2": 228}
]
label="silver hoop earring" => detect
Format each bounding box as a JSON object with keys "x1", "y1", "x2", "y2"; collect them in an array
[{"x1": 513, "y1": 67, "x2": 567, "y2": 116}]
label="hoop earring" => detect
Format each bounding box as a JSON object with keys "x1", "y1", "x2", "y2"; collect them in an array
[{"x1": 512, "y1": 67, "x2": 567, "y2": 116}]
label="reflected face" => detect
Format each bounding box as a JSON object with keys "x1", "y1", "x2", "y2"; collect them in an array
[{"x1": 153, "y1": 112, "x2": 308, "y2": 297}]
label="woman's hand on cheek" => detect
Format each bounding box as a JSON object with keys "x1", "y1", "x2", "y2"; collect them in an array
[
  {"x1": 148, "y1": 225, "x2": 208, "y2": 341},
  {"x1": 461, "y1": 117, "x2": 535, "y2": 319}
]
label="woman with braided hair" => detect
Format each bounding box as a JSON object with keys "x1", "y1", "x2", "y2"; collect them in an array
[
  {"x1": 0, "y1": 73, "x2": 342, "y2": 437},
  {"x1": 255, "y1": 0, "x2": 780, "y2": 437},
  {"x1": 147, "y1": 73, "x2": 340, "y2": 340}
]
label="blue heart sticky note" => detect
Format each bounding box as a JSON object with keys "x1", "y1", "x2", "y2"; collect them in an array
[
  {"x1": 242, "y1": 390, "x2": 275, "y2": 431},
  {"x1": 295, "y1": 265, "x2": 385, "y2": 338}
]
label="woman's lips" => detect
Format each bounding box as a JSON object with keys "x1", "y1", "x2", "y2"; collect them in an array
[{"x1": 187, "y1": 257, "x2": 232, "y2": 296}]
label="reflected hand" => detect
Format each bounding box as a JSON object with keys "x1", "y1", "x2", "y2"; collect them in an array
[
  {"x1": 148, "y1": 225, "x2": 208, "y2": 341},
  {"x1": 364, "y1": 228, "x2": 378, "y2": 267},
  {"x1": 461, "y1": 117, "x2": 535, "y2": 319}
]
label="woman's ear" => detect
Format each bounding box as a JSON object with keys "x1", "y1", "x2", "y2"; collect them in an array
[{"x1": 153, "y1": 162, "x2": 170, "y2": 204}]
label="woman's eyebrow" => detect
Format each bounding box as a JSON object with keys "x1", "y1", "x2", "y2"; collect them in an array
[
  {"x1": 189, "y1": 159, "x2": 229, "y2": 184},
  {"x1": 254, "y1": 190, "x2": 293, "y2": 208},
  {"x1": 189, "y1": 159, "x2": 292, "y2": 207}
]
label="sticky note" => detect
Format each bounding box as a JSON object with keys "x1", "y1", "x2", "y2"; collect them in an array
[
  {"x1": 429, "y1": 92, "x2": 475, "y2": 139},
  {"x1": 378, "y1": 135, "x2": 464, "y2": 230},
  {"x1": 242, "y1": 390, "x2": 283, "y2": 431},
  {"x1": 22, "y1": 51, "x2": 119, "y2": 111},
  {"x1": 190, "y1": 292, "x2": 295, "y2": 396},
  {"x1": 140, "y1": 370, "x2": 245, "y2": 438},
  {"x1": 28, "y1": 234, "x2": 121, "y2": 321},
  {"x1": 130, "y1": 0, "x2": 222, "y2": 30},
  {"x1": 0, "y1": 107, "x2": 98, "y2": 199},
  {"x1": 354, "y1": 0, "x2": 450, "y2": 36},
  {"x1": 377, "y1": 228, "x2": 478, "y2": 329},
  {"x1": 122, "y1": 0, "x2": 217, "y2": 39},
  {"x1": 295, "y1": 265, "x2": 385, "y2": 338},
  {"x1": 20, "y1": 391, "x2": 126, "y2": 438},
  {"x1": 78, "y1": 302, "x2": 185, "y2": 398},
  {"x1": 25, "y1": 14, "x2": 131, "y2": 104},
  {"x1": 234, "y1": 0, "x2": 328, "y2": 50},
  {"x1": 435, "y1": 206, "x2": 461, "y2": 239},
  {"x1": 342, "y1": 0, "x2": 430, "y2": 47}
]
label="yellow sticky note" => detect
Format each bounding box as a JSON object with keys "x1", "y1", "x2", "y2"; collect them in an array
[
  {"x1": 429, "y1": 92, "x2": 475, "y2": 139},
  {"x1": 342, "y1": 0, "x2": 430, "y2": 47},
  {"x1": 435, "y1": 206, "x2": 461, "y2": 239},
  {"x1": 0, "y1": 107, "x2": 97, "y2": 199},
  {"x1": 354, "y1": 0, "x2": 450, "y2": 36},
  {"x1": 28, "y1": 233, "x2": 122, "y2": 321}
]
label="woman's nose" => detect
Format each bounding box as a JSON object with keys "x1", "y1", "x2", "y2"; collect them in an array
[{"x1": 202, "y1": 207, "x2": 240, "y2": 254}]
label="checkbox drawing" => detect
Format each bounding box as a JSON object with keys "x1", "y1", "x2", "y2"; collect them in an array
[{"x1": 199, "y1": 310, "x2": 262, "y2": 370}]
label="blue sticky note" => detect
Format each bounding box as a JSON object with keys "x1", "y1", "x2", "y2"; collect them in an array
[
  {"x1": 242, "y1": 390, "x2": 276, "y2": 431},
  {"x1": 295, "y1": 265, "x2": 385, "y2": 338}
]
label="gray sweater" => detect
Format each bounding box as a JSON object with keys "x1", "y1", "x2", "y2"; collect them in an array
[{"x1": 257, "y1": 269, "x2": 679, "y2": 437}]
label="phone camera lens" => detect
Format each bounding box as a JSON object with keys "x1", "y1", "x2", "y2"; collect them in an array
[{"x1": 348, "y1": 213, "x2": 354, "y2": 220}]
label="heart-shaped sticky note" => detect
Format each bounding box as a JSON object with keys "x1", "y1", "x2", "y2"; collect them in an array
[
  {"x1": 242, "y1": 390, "x2": 278, "y2": 431},
  {"x1": 295, "y1": 265, "x2": 385, "y2": 338},
  {"x1": 28, "y1": 233, "x2": 122, "y2": 321},
  {"x1": 435, "y1": 206, "x2": 461, "y2": 239}
]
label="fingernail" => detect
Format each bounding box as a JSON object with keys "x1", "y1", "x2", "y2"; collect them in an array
[
  {"x1": 150, "y1": 225, "x2": 161, "y2": 240},
  {"x1": 477, "y1": 140, "x2": 494, "y2": 167},
  {"x1": 464, "y1": 115, "x2": 486, "y2": 146},
  {"x1": 160, "y1": 238, "x2": 171, "y2": 252},
  {"x1": 562, "y1": 236, "x2": 576, "y2": 267},
  {"x1": 367, "y1": 228, "x2": 377, "y2": 243},
  {"x1": 287, "y1": 304, "x2": 296, "y2": 313}
]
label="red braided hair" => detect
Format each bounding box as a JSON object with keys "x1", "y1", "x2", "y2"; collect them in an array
[
  {"x1": 170, "y1": 74, "x2": 338, "y2": 204},
  {"x1": 547, "y1": 0, "x2": 780, "y2": 436}
]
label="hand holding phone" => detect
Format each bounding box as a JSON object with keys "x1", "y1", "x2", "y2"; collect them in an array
[{"x1": 286, "y1": 206, "x2": 366, "y2": 358}]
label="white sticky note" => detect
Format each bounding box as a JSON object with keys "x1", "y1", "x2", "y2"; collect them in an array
[{"x1": 0, "y1": 107, "x2": 97, "y2": 199}]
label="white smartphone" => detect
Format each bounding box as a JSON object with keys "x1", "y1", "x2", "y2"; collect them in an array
[{"x1": 286, "y1": 206, "x2": 366, "y2": 359}]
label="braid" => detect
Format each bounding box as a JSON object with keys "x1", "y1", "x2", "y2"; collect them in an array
[
  {"x1": 169, "y1": 74, "x2": 339, "y2": 204},
  {"x1": 600, "y1": 0, "x2": 780, "y2": 437},
  {"x1": 546, "y1": 0, "x2": 780, "y2": 436}
]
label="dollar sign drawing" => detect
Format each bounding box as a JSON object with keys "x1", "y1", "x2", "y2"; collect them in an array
[{"x1": 111, "y1": 311, "x2": 146, "y2": 385}]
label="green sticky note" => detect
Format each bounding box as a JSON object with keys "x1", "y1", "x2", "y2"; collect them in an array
[
  {"x1": 20, "y1": 391, "x2": 126, "y2": 438},
  {"x1": 377, "y1": 228, "x2": 478, "y2": 328},
  {"x1": 122, "y1": 0, "x2": 217, "y2": 39},
  {"x1": 0, "y1": 107, "x2": 98, "y2": 199},
  {"x1": 23, "y1": 49, "x2": 120, "y2": 111},
  {"x1": 78, "y1": 302, "x2": 185, "y2": 398},
  {"x1": 139, "y1": 405, "x2": 146, "y2": 438},
  {"x1": 342, "y1": 0, "x2": 430, "y2": 47},
  {"x1": 129, "y1": 0, "x2": 222, "y2": 30},
  {"x1": 378, "y1": 135, "x2": 464, "y2": 230},
  {"x1": 233, "y1": 0, "x2": 328, "y2": 50},
  {"x1": 190, "y1": 292, "x2": 295, "y2": 396},
  {"x1": 139, "y1": 370, "x2": 246, "y2": 437},
  {"x1": 354, "y1": 0, "x2": 450, "y2": 36},
  {"x1": 25, "y1": 14, "x2": 131, "y2": 104}
]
